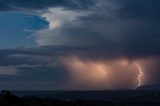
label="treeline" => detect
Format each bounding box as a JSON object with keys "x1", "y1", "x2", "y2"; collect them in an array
[
  {"x1": 0, "y1": 90, "x2": 160, "y2": 106},
  {"x1": 0, "y1": 90, "x2": 115, "y2": 106}
]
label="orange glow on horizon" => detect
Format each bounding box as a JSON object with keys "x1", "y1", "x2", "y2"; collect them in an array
[{"x1": 61, "y1": 55, "x2": 145, "y2": 89}]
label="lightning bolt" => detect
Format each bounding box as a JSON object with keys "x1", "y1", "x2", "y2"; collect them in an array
[{"x1": 134, "y1": 63, "x2": 143, "y2": 87}]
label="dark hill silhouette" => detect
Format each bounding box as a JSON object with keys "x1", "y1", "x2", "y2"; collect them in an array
[
  {"x1": 0, "y1": 90, "x2": 160, "y2": 106},
  {"x1": 0, "y1": 90, "x2": 26, "y2": 106},
  {"x1": 137, "y1": 85, "x2": 160, "y2": 91},
  {"x1": 0, "y1": 90, "x2": 116, "y2": 106}
]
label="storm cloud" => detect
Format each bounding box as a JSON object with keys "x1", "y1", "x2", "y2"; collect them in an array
[
  {"x1": 0, "y1": 0, "x2": 160, "y2": 89},
  {"x1": 33, "y1": 0, "x2": 160, "y2": 59}
]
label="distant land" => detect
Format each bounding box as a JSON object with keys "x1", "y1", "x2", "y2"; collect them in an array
[
  {"x1": 137, "y1": 85, "x2": 160, "y2": 91},
  {"x1": 0, "y1": 85, "x2": 159, "y2": 106},
  {"x1": 8, "y1": 85, "x2": 160, "y2": 101}
]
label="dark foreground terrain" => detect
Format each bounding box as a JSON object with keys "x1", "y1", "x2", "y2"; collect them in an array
[{"x1": 0, "y1": 90, "x2": 160, "y2": 106}]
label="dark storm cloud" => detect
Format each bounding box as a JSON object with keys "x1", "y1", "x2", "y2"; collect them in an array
[
  {"x1": 9, "y1": 0, "x2": 156, "y2": 60},
  {"x1": 62, "y1": 0, "x2": 160, "y2": 59},
  {"x1": 0, "y1": 0, "x2": 159, "y2": 59},
  {"x1": 61, "y1": 23, "x2": 160, "y2": 59},
  {"x1": 0, "y1": 0, "x2": 159, "y2": 63},
  {"x1": 0, "y1": 65, "x2": 68, "y2": 82},
  {"x1": 0, "y1": 0, "x2": 94, "y2": 11},
  {"x1": 0, "y1": 49, "x2": 47, "y2": 66},
  {"x1": 0, "y1": 47, "x2": 69, "y2": 88},
  {"x1": 0, "y1": 46, "x2": 86, "y2": 66},
  {"x1": 118, "y1": 0, "x2": 160, "y2": 20},
  {"x1": 0, "y1": 0, "x2": 160, "y2": 89}
]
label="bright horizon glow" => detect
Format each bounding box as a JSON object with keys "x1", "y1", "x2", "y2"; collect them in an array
[{"x1": 61, "y1": 55, "x2": 145, "y2": 89}]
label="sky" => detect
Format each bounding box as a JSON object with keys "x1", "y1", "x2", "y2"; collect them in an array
[{"x1": 0, "y1": 0, "x2": 160, "y2": 90}]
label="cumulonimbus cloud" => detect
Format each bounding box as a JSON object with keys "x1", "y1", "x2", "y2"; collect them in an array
[{"x1": 0, "y1": 0, "x2": 160, "y2": 89}]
